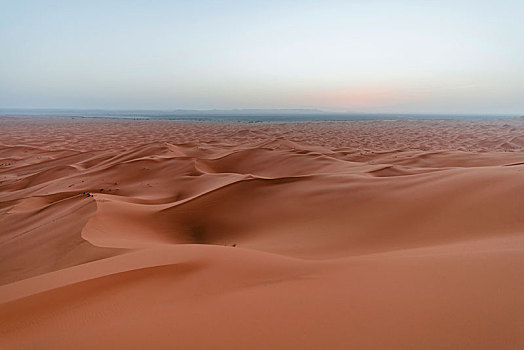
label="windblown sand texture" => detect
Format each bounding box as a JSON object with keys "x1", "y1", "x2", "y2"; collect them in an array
[{"x1": 1, "y1": 116, "x2": 524, "y2": 349}]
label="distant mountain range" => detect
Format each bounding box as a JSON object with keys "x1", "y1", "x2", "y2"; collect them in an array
[{"x1": 0, "y1": 108, "x2": 520, "y2": 121}]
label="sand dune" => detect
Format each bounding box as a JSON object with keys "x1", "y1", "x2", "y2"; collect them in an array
[{"x1": 1, "y1": 116, "x2": 523, "y2": 349}]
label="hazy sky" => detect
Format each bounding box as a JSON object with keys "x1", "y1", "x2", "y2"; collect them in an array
[{"x1": 1, "y1": 0, "x2": 523, "y2": 114}]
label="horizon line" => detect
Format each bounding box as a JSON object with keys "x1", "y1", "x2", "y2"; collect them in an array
[{"x1": 0, "y1": 107, "x2": 522, "y2": 117}]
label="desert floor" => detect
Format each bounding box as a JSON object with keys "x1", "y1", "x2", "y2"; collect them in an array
[{"x1": 1, "y1": 116, "x2": 523, "y2": 349}]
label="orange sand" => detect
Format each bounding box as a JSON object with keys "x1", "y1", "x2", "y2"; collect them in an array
[{"x1": 1, "y1": 116, "x2": 523, "y2": 349}]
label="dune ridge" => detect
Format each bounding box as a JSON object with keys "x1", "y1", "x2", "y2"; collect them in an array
[{"x1": 0, "y1": 117, "x2": 523, "y2": 349}]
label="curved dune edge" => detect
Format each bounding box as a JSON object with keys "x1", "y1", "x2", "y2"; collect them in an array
[
  {"x1": 1, "y1": 118, "x2": 524, "y2": 349},
  {"x1": 79, "y1": 163, "x2": 524, "y2": 258},
  {"x1": 1, "y1": 238, "x2": 523, "y2": 349},
  {"x1": 0, "y1": 244, "x2": 320, "y2": 304},
  {"x1": 1, "y1": 233, "x2": 523, "y2": 304}
]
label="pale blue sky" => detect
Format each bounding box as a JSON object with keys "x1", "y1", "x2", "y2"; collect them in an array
[{"x1": 1, "y1": 0, "x2": 523, "y2": 114}]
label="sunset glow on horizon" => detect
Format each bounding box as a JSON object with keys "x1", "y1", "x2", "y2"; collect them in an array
[{"x1": 1, "y1": 0, "x2": 523, "y2": 114}]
